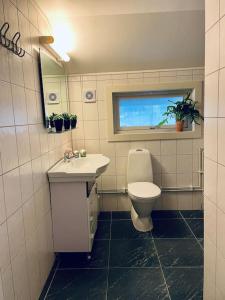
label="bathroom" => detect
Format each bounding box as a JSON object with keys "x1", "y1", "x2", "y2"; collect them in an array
[{"x1": 0, "y1": 0, "x2": 223, "y2": 299}]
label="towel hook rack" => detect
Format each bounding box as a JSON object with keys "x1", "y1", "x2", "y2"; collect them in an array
[{"x1": 0, "y1": 22, "x2": 25, "y2": 57}]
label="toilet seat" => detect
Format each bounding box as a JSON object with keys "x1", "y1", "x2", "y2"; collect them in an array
[{"x1": 128, "y1": 182, "x2": 161, "y2": 201}]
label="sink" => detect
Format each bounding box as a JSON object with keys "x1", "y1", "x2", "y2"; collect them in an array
[{"x1": 48, "y1": 154, "x2": 110, "y2": 182}]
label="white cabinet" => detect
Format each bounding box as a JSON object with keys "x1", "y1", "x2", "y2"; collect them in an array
[{"x1": 50, "y1": 181, "x2": 99, "y2": 252}]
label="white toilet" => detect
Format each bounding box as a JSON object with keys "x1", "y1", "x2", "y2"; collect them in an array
[{"x1": 127, "y1": 149, "x2": 161, "y2": 232}]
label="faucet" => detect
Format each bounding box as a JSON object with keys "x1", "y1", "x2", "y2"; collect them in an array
[{"x1": 64, "y1": 151, "x2": 71, "y2": 162}]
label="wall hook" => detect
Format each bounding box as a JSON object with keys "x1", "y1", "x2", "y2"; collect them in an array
[{"x1": 0, "y1": 22, "x2": 25, "y2": 58}]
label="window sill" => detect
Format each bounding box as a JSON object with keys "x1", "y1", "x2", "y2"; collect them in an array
[{"x1": 107, "y1": 126, "x2": 202, "y2": 142}]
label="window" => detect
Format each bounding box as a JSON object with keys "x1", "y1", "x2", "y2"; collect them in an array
[
  {"x1": 107, "y1": 82, "x2": 203, "y2": 141},
  {"x1": 114, "y1": 90, "x2": 191, "y2": 131}
]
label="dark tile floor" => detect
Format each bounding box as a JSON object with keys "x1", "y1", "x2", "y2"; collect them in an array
[{"x1": 40, "y1": 210, "x2": 204, "y2": 300}]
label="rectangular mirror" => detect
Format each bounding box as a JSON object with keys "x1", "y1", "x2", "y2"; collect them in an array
[{"x1": 38, "y1": 50, "x2": 70, "y2": 130}]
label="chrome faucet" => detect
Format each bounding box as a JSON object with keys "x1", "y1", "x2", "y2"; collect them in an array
[{"x1": 64, "y1": 151, "x2": 71, "y2": 162}]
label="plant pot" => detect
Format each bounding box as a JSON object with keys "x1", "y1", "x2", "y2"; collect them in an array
[
  {"x1": 71, "y1": 119, "x2": 77, "y2": 129},
  {"x1": 176, "y1": 120, "x2": 184, "y2": 132},
  {"x1": 54, "y1": 119, "x2": 63, "y2": 133},
  {"x1": 64, "y1": 119, "x2": 71, "y2": 130},
  {"x1": 50, "y1": 120, "x2": 55, "y2": 128}
]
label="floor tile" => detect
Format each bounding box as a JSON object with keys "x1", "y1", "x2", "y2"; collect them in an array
[
  {"x1": 111, "y1": 220, "x2": 152, "y2": 240},
  {"x1": 46, "y1": 269, "x2": 107, "y2": 300},
  {"x1": 95, "y1": 221, "x2": 111, "y2": 239},
  {"x1": 107, "y1": 268, "x2": 170, "y2": 300},
  {"x1": 58, "y1": 240, "x2": 109, "y2": 269},
  {"x1": 198, "y1": 238, "x2": 204, "y2": 248},
  {"x1": 152, "y1": 219, "x2": 193, "y2": 238},
  {"x1": 185, "y1": 219, "x2": 204, "y2": 238},
  {"x1": 163, "y1": 267, "x2": 203, "y2": 300},
  {"x1": 98, "y1": 212, "x2": 111, "y2": 221},
  {"x1": 110, "y1": 239, "x2": 159, "y2": 267},
  {"x1": 152, "y1": 210, "x2": 181, "y2": 219},
  {"x1": 155, "y1": 239, "x2": 203, "y2": 267},
  {"x1": 180, "y1": 210, "x2": 203, "y2": 219},
  {"x1": 112, "y1": 211, "x2": 131, "y2": 220}
]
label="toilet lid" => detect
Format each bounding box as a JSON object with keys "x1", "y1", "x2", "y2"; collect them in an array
[{"x1": 128, "y1": 182, "x2": 161, "y2": 200}]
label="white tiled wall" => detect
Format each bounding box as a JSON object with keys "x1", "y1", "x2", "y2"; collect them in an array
[
  {"x1": 204, "y1": 0, "x2": 225, "y2": 299},
  {"x1": 69, "y1": 68, "x2": 204, "y2": 211},
  {"x1": 0, "y1": 0, "x2": 71, "y2": 299}
]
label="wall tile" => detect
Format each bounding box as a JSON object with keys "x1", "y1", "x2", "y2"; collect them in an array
[
  {"x1": 11, "y1": 246, "x2": 30, "y2": 300},
  {"x1": 161, "y1": 155, "x2": 176, "y2": 173},
  {"x1": 204, "y1": 236, "x2": 216, "y2": 300},
  {"x1": 0, "y1": 222, "x2": 10, "y2": 272},
  {"x1": 9, "y1": 53, "x2": 24, "y2": 86},
  {"x1": 12, "y1": 85, "x2": 28, "y2": 125},
  {"x1": 0, "y1": 127, "x2": 19, "y2": 173},
  {"x1": 220, "y1": 16, "x2": 225, "y2": 68},
  {"x1": 1, "y1": 265, "x2": 14, "y2": 300},
  {"x1": 221, "y1": 0, "x2": 225, "y2": 17},
  {"x1": 205, "y1": 0, "x2": 219, "y2": 31},
  {"x1": 217, "y1": 164, "x2": 225, "y2": 212},
  {"x1": 205, "y1": 22, "x2": 219, "y2": 75},
  {"x1": 0, "y1": 80, "x2": 14, "y2": 126},
  {"x1": 216, "y1": 250, "x2": 225, "y2": 298},
  {"x1": 0, "y1": 176, "x2": 6, "y2": 225},
  {"x1": 204, "y1": 118, "x2": 218, "y2": 161},
  {"x1": 7, "y1": 208, "x2": 25, "y2": 260},
  {"x1": 177, "y1": 155, "x2": 193, "y2": 173},
  {"x1": 16, "y1": 126, "x2": 31, "y2": 165},
  {"x1": 83, "y1": 102, "x2": 98, "y2": 120},
  {"x1": 205, "y1": 196, "x2": 217, "y2": 245},
  {"x1": 161, "y1": 140, "x2": 177, "y2": 155},
  {"x1": 19, "y1": 161, "x2": 33, "y2": 204},
  {"x1": 205, "y1": 71, "x2": 219, "y2": 117},
  {"x1": 204, "y1": 158, "x2": 218, "y2": 204},
  {"x1": 217, "y1": 207, "x2": 225, "y2": 258},
  {"x1": 26, "y1": 89, "x2": 38, "y2": 124},
  {"x1": 83, "y1": 120, "x2": 99, "y2": 139},
  {"x1": 218, "y1": 118, "x2": 225, "y2": 165},
  {"x1": 3, "y1": 168, "x2": 21, "y2": 218},
  {"x1": 29, "y1": 124, "x2": 41, "y2": 159}
]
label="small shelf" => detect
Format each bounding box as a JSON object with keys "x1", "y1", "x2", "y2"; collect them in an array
[{"x1": 48, "y1": 127, "x2": 76, "y2": 134}]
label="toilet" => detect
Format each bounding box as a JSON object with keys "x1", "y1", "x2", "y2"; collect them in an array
[{"x1": 127, "y1": 149, "x2": 161, "y2": 232}]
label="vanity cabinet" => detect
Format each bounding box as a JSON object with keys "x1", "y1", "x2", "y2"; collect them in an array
[{"x1": 50, "y1": 181, "x2": 99, "y2": 252}]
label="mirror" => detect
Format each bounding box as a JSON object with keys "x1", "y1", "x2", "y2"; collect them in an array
[{"x1": 39, "y1": 50, "x2": 69, "y2": 129}]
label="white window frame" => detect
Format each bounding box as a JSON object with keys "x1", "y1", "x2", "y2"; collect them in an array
[{"x1": 106, "y1": 81, "x2": 203, "y2": 142}]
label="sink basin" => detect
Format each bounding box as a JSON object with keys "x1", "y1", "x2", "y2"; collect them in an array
[{"x1": 48, "y1": 154, "x2": 110, "y2": 182}]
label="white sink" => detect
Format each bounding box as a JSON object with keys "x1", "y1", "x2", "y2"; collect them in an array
[{"x1": 48, "y1": 154, "x2": 110, "y2": 182}]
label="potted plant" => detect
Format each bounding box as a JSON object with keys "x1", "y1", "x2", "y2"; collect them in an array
[
  {"x1": 70, "y1": 114, "x2": 77, "y2": 129},
  {"x1": 62, "y1": 112, "x2": 71, "y2": 130},
  {"x1": 53, "y1": 114, "x2": 64, "y2": 133},
  {"x1": 49, "y1": 113, "x2": 57, "y2": 128},
  {"x1": 158, "y1": 92, "x2": 203, "y2": 132}
]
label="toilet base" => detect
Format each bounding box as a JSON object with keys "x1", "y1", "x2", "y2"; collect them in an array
[{"x1": 131, "y1": 206, "x2": 153, "y2": 232}]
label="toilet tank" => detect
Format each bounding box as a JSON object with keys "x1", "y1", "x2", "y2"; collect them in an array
[{"x1": 127, "y1": 149, "x2": 153, "y2": 184}]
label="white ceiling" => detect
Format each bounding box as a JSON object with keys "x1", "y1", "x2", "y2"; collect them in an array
[{"x1": 37, "y1": 0, "x2": 205, "y2": 74}]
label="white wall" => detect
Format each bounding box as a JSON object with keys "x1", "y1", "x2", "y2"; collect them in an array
[
  {"x1": 0, "y1": 0, "x2": 71, "y2": 299},
  {"x1": 204, "y1": 0, "x2": 225, "y2": 298},
  {"x1": 69, "y1": 67, "x2": 204, "y2": 211}
]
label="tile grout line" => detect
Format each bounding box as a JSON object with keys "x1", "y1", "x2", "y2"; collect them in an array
[
  {"x1": 43, "y1": 259, "x2": 60, "y2": 300},
  {"x1": 179, "y1": 211, "x2": 204, "y2": 251},
  {"x1": 152, "y1": 237, "x2": 172, "y2": 300}
]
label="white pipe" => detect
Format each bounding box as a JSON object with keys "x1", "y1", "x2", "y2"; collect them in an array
[{"x1": 98, "y1": 147, "x2": 204, "y2": 195}]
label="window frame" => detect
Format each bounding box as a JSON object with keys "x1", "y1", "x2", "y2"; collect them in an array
[
  {"x1": 113, "y1": 90, "x2": 192, "y2": 131},
  {"x1": 106, "y1": 81, "x2": 203, "y2": 142}
]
